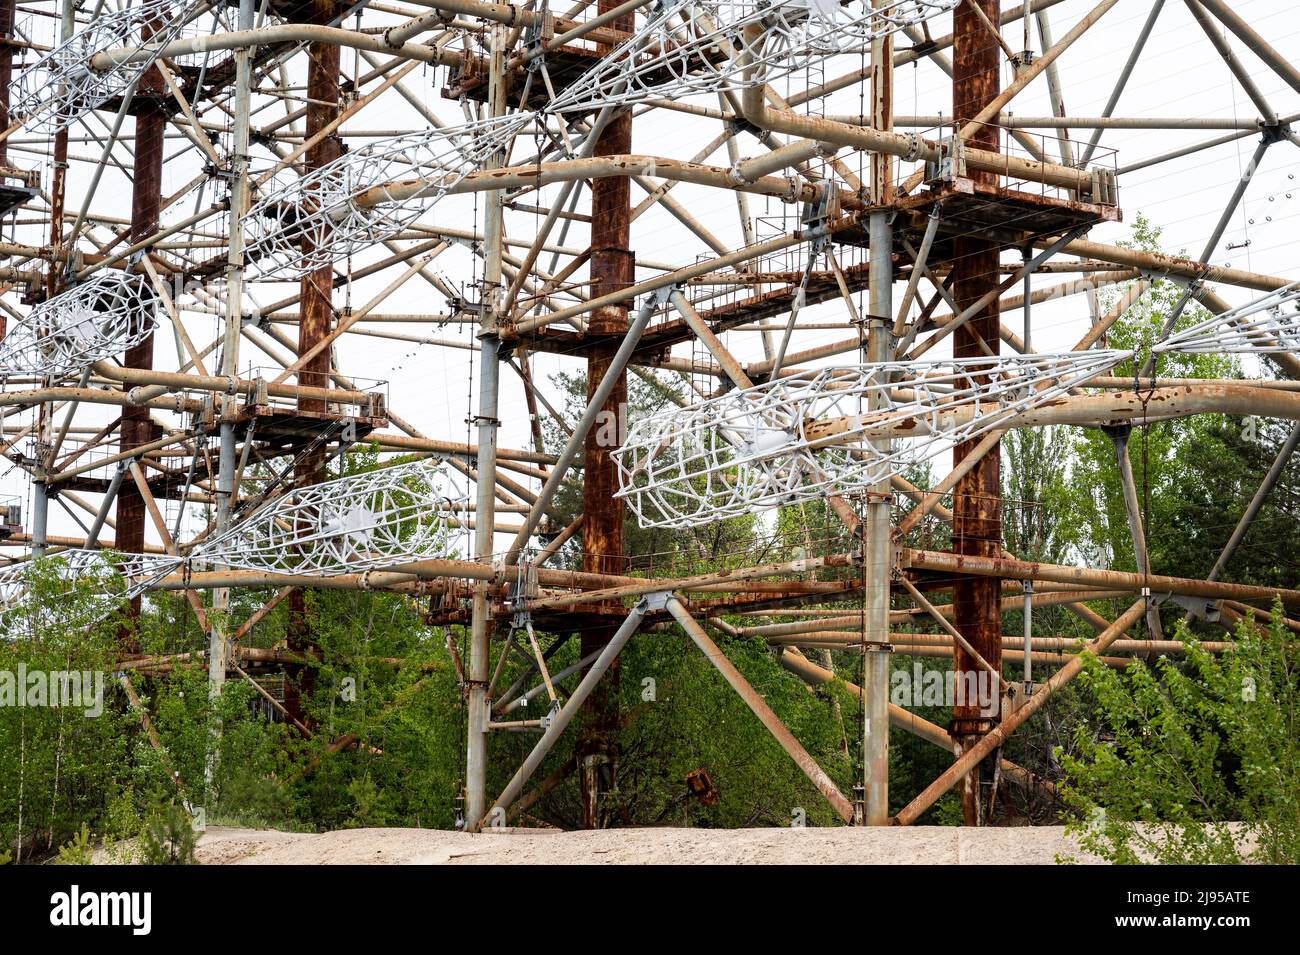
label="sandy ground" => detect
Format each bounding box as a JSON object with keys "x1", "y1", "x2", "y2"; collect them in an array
[{"x1": 191, "y1": 825, "x2": 1106, "y2": 865}]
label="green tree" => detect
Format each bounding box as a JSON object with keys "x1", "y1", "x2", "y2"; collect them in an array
[
  {"x1": 0, "y1": 556, "x2": 134, "y2": 861},
  {"x1": 1059, "y1": 607, "x2": 1300, "y2": 864}
]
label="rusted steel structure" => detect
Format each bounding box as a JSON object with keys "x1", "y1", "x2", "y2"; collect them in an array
[
  {"x1": 950, "y1": 0, "x2": 1006, "y2": 826},
  {"x1": 577, "y1": 0, "x2": 637, "y2": 828},
  {"x1": 114, "y1": 13, "x2": 168, "y2": 638},
  {"x1": 0, "y1": 0, "x2": 1298, "y2": 832}
]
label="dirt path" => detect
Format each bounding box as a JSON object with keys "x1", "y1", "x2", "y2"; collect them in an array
[{"x1": 194, "y1": 825, "x2": 1105, "y2": 865}]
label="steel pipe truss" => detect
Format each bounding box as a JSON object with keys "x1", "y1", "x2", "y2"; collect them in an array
[
  {"x1": 0, "y1": 549, "x2": 180, "y2": 637},
  {"x1": 191, "y1": 460, "x2": 467, "y2": 576},
  {"x1": 1, "y1": 0, "x2": 1298, "y2": 832},
  {"x1": 1154, "y1": 281, "x2": 1300, "y2": 354},
  {"x1": 613, "y1": 351, "x2": 1128, "y2": 528},
  {"x1": 0, "y1": 272, "x2": 158, "y2": 382},
  {"x1": 8, "y1": 0, "x2": 208, "y2": 133},
  {"x1": 547, "y1": 0, "x2": 961, "y2": 112},
  {"x1": 244, "y1": 114, "x2": 532, "y2": 278}
]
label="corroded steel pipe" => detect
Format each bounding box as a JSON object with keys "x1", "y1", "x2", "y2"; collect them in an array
[
  {"x1": 902, "y1": 549, "x2": 1300, "y2": 609},
  {"x1": 894, "y1": 598, "x2": 1148, "y2": 825}
]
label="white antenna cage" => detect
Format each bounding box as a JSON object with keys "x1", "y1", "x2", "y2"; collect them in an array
[
  {"x1": 614, "y1": 351, "x2": 1129, "y2": 528},
  {"x1": 0, "y1": 272, "x2": 158, "y2": 382},
  {"x1": 9, "y1": 0, "x2": 207, "y2": 134},
  {"x1": 1153, "y1": 282, "x2": 1300, "y2": 354},
  {"x1": 245, "y1": 115, "x2": 532, "y2": 279},
  {"x1": 191, "y1": 459, "x2": 466, "y2": 576},
  {"x1": 547, "y1": 0, "x2": 961, "y2": 113},
  {"x1": 0, "y1": 549, "x2": 181, "y2": 638}
]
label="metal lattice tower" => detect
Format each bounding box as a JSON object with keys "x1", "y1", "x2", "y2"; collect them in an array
[{"x1": 0, "y1": 0, "x2": 1297, "y2": 833}]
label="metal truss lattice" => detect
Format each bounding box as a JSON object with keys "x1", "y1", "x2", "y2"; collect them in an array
[
  {"x1": 8, "y1": 0, "x2": 205, "y2": 134},
  {"x1": 614, "y1": 351, "x2": 1127, "y2": 528},
  {"x1": 1154, "y1": 282, "x2": 1300, "y2": 354},
  {"x1": 245, "y1": 115, "x2": 531, "y2": 279},
  {"x1": 0, "y1": 550, "x2": 180, "y2": 637},
  {"x1": 191, "y1": 460, "x2": 464, "y2": 576},
  {"x1": 0, "y1": 273, "x2": 158, "y2": 382},
  {"x1": 547, "y1": 0, "x2": 961, "y2": 113}
]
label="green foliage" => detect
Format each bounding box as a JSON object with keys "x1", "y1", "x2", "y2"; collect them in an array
[
  {"x1": 139, "y1": 802, "x2": 198, "y2": 865},
  {"x1": 1059, "y1": 606, "x2": 1300, "y2": 863},
  {"x1": 289, "y1": 589, "x2": 464, "y2": 831},
  {"x1": 1054, "y1": 215, "x2": 1239, "y2": 578},
  {"x1": 611, "y1": 628, "x2": 853, "y2": 827},
  {"x1": 55, "y1": 823, "x2": 93, "y2": 865},
  {"x1": 1003, "y1": 426, "x2": 1074, "y2": 564},
  {"x1": 0, "y1": 556, "x2": 133, "y2": 862}
]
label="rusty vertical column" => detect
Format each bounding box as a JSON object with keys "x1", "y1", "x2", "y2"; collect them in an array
[
  {"x1": 0, "y1": 0, "x2": 13, "y2": 340},
  {"x1": 115, "y1": 15, "x2": 168, "y2": 640},
  {"x1": 46, "y1": 0, "x2": 69, "y2": 304},
  {"x1": 295, "y1": 1, "x2": 342, "y2": 431},
  {"x1": 578, "y1": 0, "x2": 636, "y2": 830},
  {"x1": 286, "y1": 1, "x2": 343, "y2": 721},
  {"x1": 0, "y1": 0, "x2": 13, "y2": 172},
  {"x1": 950, "y1": 0, "x2": 1004, "y2": 826}
]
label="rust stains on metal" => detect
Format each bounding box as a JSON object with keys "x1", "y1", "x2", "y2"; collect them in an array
[{"x1": 950, "y1": 0, "x2": 1005, "y2": 826}]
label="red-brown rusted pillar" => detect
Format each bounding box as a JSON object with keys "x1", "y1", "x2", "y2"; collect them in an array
[
  {"x1": 578, "y1": 0, "x2": 636, "y2": 830},
  {"x1": 286, "y1": 2, "x2": 343, "y2": 722},
  {"x1": 950, "y1": 0, "x2": 1004, "y2": 826},
  {"x1": 0, "y1": 0, "x2": 13, "y2": 340},
  {"x1": 115, "y1": 17, "x2": 168, "y2": 642},
  {"x1": 0, "y1": 0, "x2": 14, "y2": 172}
]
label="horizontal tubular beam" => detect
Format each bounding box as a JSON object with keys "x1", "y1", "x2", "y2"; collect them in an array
[
  {"x1": 150, "y1": 551, "x2": 853, "y2": 595},
  {"x1": 0, "y1": 386, "x2": 202, "y2": 415},
  {"x1": 763, "y1": 630, "x2": 1223, "y2": 656},
  {"x1": 91, "y1": 26, "x2": 462, "y2": 71},
  {"x1": 404, "y1": 0, "x2": 543, "y2": 27},
  {"x1": 356, "y1": 155, "x2": 847, "y2": 209},
  {"x1": 894, "y1": 599, "x2": 1149, "y2": 825},
  {"x1": 802, "y1": 382, "x2": 1300, "y2": 444},
  {"x1": 877, "y1": 114, "x2": 1266, "y2": 130},
  {"x1": 90, "y1": 362, "x2": 371, "y2": 405},
  {"x1": 141, "y1": 538, "x2": 1298, "y2": 611},
  {"x1": 902, "y1": 549, "x2": 1300, "y2": 609},
  {"x1": 1056, "y1": 238, "x2": 1290, "y2": 292},
  {"x1": 738, "y1": 589, "x2": 1134, "y2": 635},
  {"x1": 369, "y1": 431, "x2": 557, "y2": 465}
]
